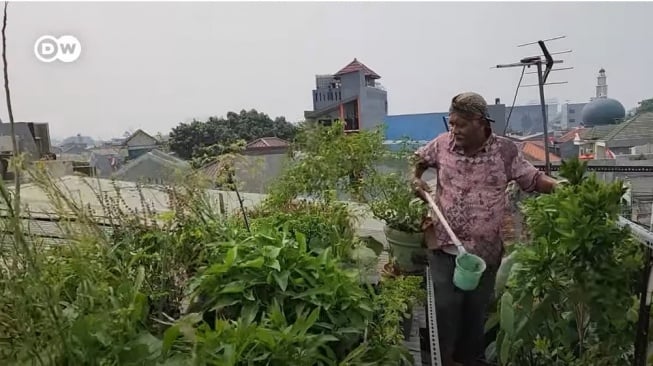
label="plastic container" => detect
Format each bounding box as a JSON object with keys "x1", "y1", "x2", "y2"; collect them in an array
[{"x1": 453, "y1": 252, "x2": 487, "y2": 291}]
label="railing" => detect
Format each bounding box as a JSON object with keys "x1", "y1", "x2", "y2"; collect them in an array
[
  {"x1": 617, "y1": 216, "x2": 653, "y2": 366},
  {"x1": 423, "y1": 216, "x2": 653, "y2": 366},
  {"x1": 313, "y1": 89, "x2": 342, "y2": 103}
]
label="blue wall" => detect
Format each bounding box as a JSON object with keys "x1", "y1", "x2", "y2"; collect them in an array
[{"x1": 384, "y1": 112, "x2": 449, "y2": 142}]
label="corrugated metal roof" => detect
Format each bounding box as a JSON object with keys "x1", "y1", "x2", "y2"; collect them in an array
[
  {"x1": 384, "y1": 113, "x2": 449, "y2": 142},
  {"x1": 334, "y1": 58, "x2": 380, "y2": 79}
]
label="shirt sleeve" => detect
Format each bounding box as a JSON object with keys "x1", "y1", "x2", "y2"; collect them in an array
[
  {"x1": 414, "y1": 138, "x2": 440, "y2": 169},
  {"x1": 510, "y1": 148, "x2": 543, "y2": 192}
]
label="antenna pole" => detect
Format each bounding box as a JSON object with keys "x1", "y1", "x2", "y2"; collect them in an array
[
  {"x1": 494, "y1": 36, "x2": 571, "y2": 176},
  {"x1": 537, "y1": 61, "x2": 551, "y2": 175}
]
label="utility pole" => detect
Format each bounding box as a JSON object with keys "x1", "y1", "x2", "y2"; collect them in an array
[{"x1": 494, "y1": 36, "x2": 572, "y2": 176}]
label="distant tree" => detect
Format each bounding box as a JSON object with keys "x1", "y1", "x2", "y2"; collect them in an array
[
  {"x1": 168, "y1": 109, "x2": 298, "y2": 160},
  {"x1": 636, "y1": 98, "x2": 653, "y2": 114}
]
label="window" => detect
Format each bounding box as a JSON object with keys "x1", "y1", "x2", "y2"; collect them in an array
[
  {"x1": 569, "y1": 118, "x2": 576, "y2": 123},
  {"x1": 569, "y1": 108, "x2": 575, "y2": 113}
]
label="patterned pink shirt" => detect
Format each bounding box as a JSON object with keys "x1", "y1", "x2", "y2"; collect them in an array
[{"x1": 415, "y1": 132, "x2": 543, "y2": 266}]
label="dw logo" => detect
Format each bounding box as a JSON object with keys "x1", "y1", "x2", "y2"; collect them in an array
[{"x1": 34, "y1": 35, "x2": 82, "y2": 63}]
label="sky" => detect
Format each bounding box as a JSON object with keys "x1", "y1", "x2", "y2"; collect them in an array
[{"x1": 1, "y1": 1, "x2": 652, "y2": 141}]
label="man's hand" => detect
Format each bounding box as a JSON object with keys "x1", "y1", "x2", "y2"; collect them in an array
[{"x1": 411, "y1": 177, "x2": 431, "y2": 200}]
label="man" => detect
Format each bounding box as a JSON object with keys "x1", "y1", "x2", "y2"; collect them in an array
[{"x1": 412, "y1": 92, "x2": 559, "y2": 366}]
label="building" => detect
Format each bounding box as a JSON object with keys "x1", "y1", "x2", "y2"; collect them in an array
[
  {"x1": 202, "y1": 137, "x2": 291, "y2": 194},
  {"x1": 581, "y1": 68, "x2": 626, "y2": 127},
  {"x1": 0, "y1": 122, "x2": 52, "y2": 179},
  {"x1": 113, "y1": 148, "x2": 189, "y2": 184},
  {"x1": 384, "y1": 99, "x2": 507, "y2": 146},
  {"x1": 304, "y1": 59, "x2": 512, "y2": 145},
  {"x1": 559, "y1": 102, "x2": 588, "y2": 130},
  {"x1": 304, "y1": 58, "x2": 387, "y2": 132},
  {"x1": 504, "y1": 102, "x2": 559, "y2": 135},
  {"x1": 88, "y1": 147, "x2": 127, "y2": 178},
  {"x1": 123, "y1": 129, "x2": 159, "y2": 160}
]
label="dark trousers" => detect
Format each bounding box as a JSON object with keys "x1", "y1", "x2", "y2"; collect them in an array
[{"x1": 428, "y1": 250, "x2": 497, "y2": 366}]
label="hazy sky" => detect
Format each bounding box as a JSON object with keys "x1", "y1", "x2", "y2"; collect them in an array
[{"x1": 1, "y1": 1, "x2": 652, "y2": 140}]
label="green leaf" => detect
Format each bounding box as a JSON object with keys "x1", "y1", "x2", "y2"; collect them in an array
[
  {"x1": 500, "y1": 335, "x2": 511, "y2": 364},
  {"x1": 225, "y1": 246, "x2": 238, "y2": 267},
  {"x1": 242, "y1": 257, "x2": 265, "y2": 268},
  {"x1": 500, "y1": 292, "x2": 515, "y2": 337},
  {"x1": 273, "y1": 271, "x2": 290, "y2": 292}
]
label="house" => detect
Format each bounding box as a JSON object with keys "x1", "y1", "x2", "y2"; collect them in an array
[
  {"x1": 518, "y1": 140, "x2": 561, "y2": 164},
  {"x1": 88, "y1": 147, "x2": 127, "y2": 178},
  {"x1": 244, "y1": 137, "x2": 289, "y2": 155},
  {"x1": 575, "y1": 113, "x2": 653, "y2": 159},
  {"x1": 304, "y1": 58, "x2": 387, "y2": 132},
  {"x1": 550, "y1": 127, "x2": 587, "y2": 160},
  {"x1": 123, "y1": 129, "x2": 158, "y2": 160},
  {"x1": 201, "y1": 137, "x2": 291, "y2": 194},
  {"x1": 113, "y1": 149, "x2": 189, "y2": 184}
]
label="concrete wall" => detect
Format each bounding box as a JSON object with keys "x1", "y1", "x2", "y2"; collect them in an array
[
  {"x1": 37, "y1": 160, "x2": 74, "y2": 178},
  {"x1": 234, "y1": 152, "x2": 290, "y2": 194},
  {"x1": 360, "y1": 86, "x2": 387, "y2": 130}
]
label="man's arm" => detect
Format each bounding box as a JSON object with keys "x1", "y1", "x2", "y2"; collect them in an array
[
  {"x1": 509, "y1": 143, "x2": 559, "y2": 194},
  {"x1": 534, "y1": 173, "x2": 559, "y2": 193},
  {"x1": 410, "y1": 137, "x2": 441, "y2": 199}
]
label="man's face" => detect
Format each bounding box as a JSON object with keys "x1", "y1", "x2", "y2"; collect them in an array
[{"x1": 449, "y1": 112, "x2": 486, "y2": 148}]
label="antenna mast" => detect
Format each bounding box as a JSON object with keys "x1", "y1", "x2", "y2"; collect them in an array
[{"x1": 494, "y1": 36, "x2": 572, "y2": 176}]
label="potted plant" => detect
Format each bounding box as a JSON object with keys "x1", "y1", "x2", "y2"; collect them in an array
[{"x1": 365, "y1": 172, "x2": 428, "y2": 274}]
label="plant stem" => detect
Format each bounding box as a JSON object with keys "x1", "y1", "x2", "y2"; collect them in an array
[{"x1": 2, "y1": 1, "x2": 19, "y2": 219}]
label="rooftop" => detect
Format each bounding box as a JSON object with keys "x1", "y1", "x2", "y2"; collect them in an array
[
  {"x1": 334, "y1": 58, "x2": 381, "y2": 80},
  {"x1": 519, "y1": 141, "x2": 561, "y2": 163},
  {"x1": 246, "y1": 137, "x2": 290, "y2": 149}
]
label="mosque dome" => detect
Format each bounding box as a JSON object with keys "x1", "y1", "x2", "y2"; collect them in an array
[{"x1": 581, "y1": 97, "x2": 626, "y2": 126}]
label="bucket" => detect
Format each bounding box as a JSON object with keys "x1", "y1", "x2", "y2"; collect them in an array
[{"x1": 453, "y1": 252, "x2": 486, "y2": 291}]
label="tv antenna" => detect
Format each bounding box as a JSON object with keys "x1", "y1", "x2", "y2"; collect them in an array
[{"x1": 493, "y1": 35, "x2": 573, "y2": 176}]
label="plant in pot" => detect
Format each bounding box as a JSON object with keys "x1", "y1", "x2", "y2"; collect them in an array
[{"x1": 365, "y1": 172, "x2": 428, "y2": 274}]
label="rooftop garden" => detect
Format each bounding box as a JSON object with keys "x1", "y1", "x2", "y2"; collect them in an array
[{"x1": 0, "y1": 120, "x2": 650, "y2": 365}]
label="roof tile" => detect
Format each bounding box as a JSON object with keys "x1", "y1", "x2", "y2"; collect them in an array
[
  {"x1": 520, "y1": 141, "x2": 561, "y2": 162},
  {"x1": 334, "y1": 58, "x2": 380, "y2": 79}
]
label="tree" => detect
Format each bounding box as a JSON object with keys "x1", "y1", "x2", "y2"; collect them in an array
[
  {"x1": 168, "y1": 109, "x2": 298, "y2": 160},
  {"x1": 636, "y1": 98, "x2": 653, "y2": 114}
]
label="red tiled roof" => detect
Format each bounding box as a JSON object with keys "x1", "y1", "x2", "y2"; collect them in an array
[
  {"x1": 556, "y1": 127, "x2": 587, "y2": 143},
  {"x1": 334, "y1": 58, "x2": 380, "y2": 79},
  {"x1": 246, "y1": 137, "x2": 289, "y2": 149},
  {"x1": 520, "y1": 141, "x2": 561, "y2": 162}
]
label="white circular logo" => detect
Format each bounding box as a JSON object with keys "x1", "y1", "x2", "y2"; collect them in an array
[{"x1": 34, "y1": 35, "x2": 81, "y2": 63}]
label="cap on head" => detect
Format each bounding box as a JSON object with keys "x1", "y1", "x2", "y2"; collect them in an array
[{"x1": 449, "y1": 92, "x2": 495, "y2": 123}]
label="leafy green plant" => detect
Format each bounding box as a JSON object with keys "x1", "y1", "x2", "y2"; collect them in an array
[
  {"x1": 364, "y1": 172, "x2": 427, "y2": 233},
  {"x1": 188, "y1": 226, "x2": 376, "y2": 361},
  {"x1": 264, "y1": 120, "x2": 387, "y2": 206},
  {"x1": 488, "y1": 158, "x2": 644, "y2": 365},
  {"x1": 363, "y1": 275, "x2": 425, "y2": 365}
]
